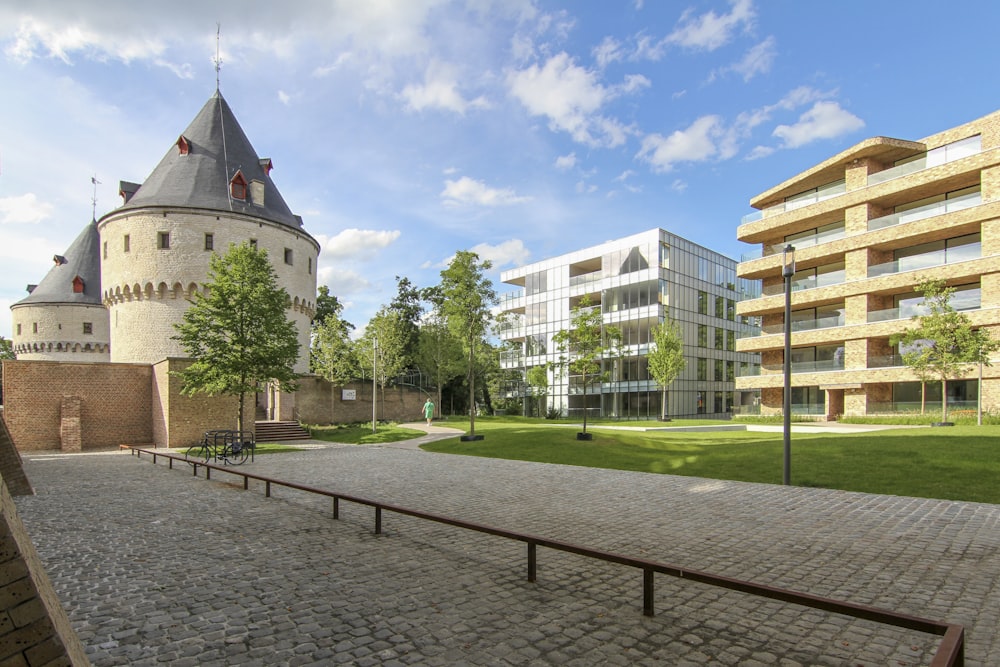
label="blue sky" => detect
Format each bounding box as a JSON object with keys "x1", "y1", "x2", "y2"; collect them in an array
[{"x1": 1, "y1": 0, "x2": 998, "y2": 339}]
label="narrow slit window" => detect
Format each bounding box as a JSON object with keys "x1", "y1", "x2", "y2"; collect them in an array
[
  {"x1": 205, "y1": 233, "x2": 214, "y2": 251},
  {"x1": 124, "y1": 235, "x2": 130, "y2": 252},
  {"x1": 159, "y1": 232, "x2": 170, "y2": 249},
  {"x1": 284, "y1": 248, "x2": 293, "y2": 265},
  {"x1": 83, "y1": 322, "x2": 93, "y2": 335}
]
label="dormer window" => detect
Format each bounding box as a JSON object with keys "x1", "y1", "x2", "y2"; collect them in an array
[
  {"x1": 259, "y1": 158, "x2": 273, "y2": 175},
  {"x1": 230, "y1": 170, "x2": 247, "y2": 200},
  {"x1": 53, "y1": 255, "x2": 67, "y2": 266},
  {"x1": 72, "y1": 276, "x2": 85, "y2": 293},
  {"x1": 176, "y1": 135, "x2": 190, "y2": 155}
]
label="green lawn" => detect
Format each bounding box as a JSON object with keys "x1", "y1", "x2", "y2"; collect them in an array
[
  {"x1": 422, "y1": 420, "x2": 1000, "y2": 504},
  {"x1": 307, "y1": 423, "x2": 426, "y2": 445}
]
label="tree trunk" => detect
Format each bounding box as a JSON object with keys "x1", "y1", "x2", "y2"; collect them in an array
[
  {"x1": 468, "y1": 345, "x2": 476, "y2": 436},
  {"x1": 238, "y1": 391, "x2": 245, "y2": 433},
  {"x1": 941, "y1": 379, "x2": 948, "y2": 423},
  {"x1": 661, "y1": 387, "x2": 667, "y2": 420}
]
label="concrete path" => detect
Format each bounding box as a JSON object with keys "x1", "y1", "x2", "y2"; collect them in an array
[{"x1": 13, "y1": 439, "x2": 1000, "y2": 666}]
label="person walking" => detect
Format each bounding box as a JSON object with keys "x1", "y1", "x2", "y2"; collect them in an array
[{"x1": 422, "y1": 398, "x2": 435, "y2": 426}]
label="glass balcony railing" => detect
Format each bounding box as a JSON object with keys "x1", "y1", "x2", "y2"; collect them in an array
[
  {"x1": 741, "y1": 226, "x2": 847, "y2": 262},
  {"x1": 761, "y1": 269, "x2": 847, "y2": 296},
  {"x1": 868, "y1": 354, "x2": 905, "y2": 369},
  {"x1": 867, "y1": 244, "x2": 980, "y2": 278},
  {"x1": 761, "y1": 314, "x2": 845, "y2": 335},
  {"x1": 867, "y1": 295, "x2": 979, "y2": 323},
  {"x1": 569, "y1": 271, "x2": 601, "y2": 287},
  {"x1": 499, "y1": 291, "x2": 525, "y2": 307},
  {"x1": 762, "y1": 359, "x2": 845, "y2": 373},
  {"x1": 867, "y1": 191, "x2": 981, "y2": 232},
  {"x1": 866, "y1": 136, "x2": 981, "y2": 187},
  {"x1": 741, "y1": 182, "x2": 847, "y2": 225}
]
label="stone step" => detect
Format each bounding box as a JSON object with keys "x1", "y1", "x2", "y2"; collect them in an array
[{"x1": 254, "y1": 421, "x2": 311, "y2": 441}]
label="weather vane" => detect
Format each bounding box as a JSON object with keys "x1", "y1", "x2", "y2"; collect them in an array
[
  {"x1": 214, "y1": 23, "x2": 223, "y2": 90},
  {"x1": 90, "y1": 175, "x2": 101, "y2": 221}
]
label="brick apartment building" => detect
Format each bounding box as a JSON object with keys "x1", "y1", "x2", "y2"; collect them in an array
[{"x1": 736, "y1": 109, "x2": 1000, "y2": 418}]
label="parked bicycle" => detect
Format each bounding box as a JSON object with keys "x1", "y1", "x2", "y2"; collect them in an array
[{"x1": 185, "y1": 430, "x2": 254, "y2": 465}]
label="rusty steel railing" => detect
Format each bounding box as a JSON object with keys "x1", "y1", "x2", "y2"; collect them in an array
[{"x1": 129, "y1": 447, "x2": 965, "y2": 666}]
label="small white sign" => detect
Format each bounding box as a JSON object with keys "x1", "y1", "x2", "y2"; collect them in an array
[{"x1": 342, "y1": 389, "x2": 356, "y2": 401}]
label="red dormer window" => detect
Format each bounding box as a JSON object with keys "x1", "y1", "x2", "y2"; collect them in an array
[
  {"x1": 230, "y1": 170, "x2": 247, "y2": 200},
  {"x1": 259, "y1": 158, "x2": 273, "y2": 175},
  {"x1": 176, "y1": 135, "x2": 190, "y2": 156},
  {"x1": 72, "y1": 276, "x2": 85, "y2": 293}
]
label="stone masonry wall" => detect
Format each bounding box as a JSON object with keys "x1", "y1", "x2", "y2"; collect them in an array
[
  {"x1": 295, "y1": 376, "x2": 430, "y2": 425},
  {"x1": 2, "y1": 360, "x2": 152, "y2": 451},
  {"x1": 154, "y1": 358, "x2": 241, "y2": 449},
  {"x1": 0, "y1": 471, "x2": 90, "y2": 666}
]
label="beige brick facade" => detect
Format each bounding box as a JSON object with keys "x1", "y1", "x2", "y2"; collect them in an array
[{"x1": 736, "y1": 109, "x2": 1000, "y2": 417}]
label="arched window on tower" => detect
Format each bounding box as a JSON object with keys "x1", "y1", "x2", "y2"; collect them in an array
[
  {"x1": 72, "y1": 276, "x2": 85, "y2": 293},
  {"x1": 230, "y1": 170, "x2": 247, "y2": 200}
]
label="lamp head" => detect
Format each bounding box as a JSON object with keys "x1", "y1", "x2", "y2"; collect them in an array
[{"x1": 782, "y1": 245, "x2": 796, "y2": 278}]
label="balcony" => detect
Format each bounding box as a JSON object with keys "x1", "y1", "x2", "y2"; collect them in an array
[
  {"x1": 866, "y1": 135, "x2": 981, "y2": 187},
  {"x1": 499, "y1": 291, "x2": 525, "y2": 309},
  {"x1": 867, "y1": 294, "x2": 980, "y2": 323},
  {"x1": 761, "y1": 269, "x2": 846, "y2": 296},
  {"x1": 867, "y1": 244, "x2": 980, "y2": 279},
  {"x1": 760, "y1": 313, "x2": 845, "y2": 336},
  {"x1": 569, "y1": 270, "x2": 601, "y2": 288},
  {"x1": 762, "y1": 359, "x2": 845, "y2": 374},
  {"x1": 868, "y1": 354, "x2": 905, "y2": 369},
  {"x1": 740, "y1": 181, "x2": 847, "y2": 225},
  {"x1": 867, "y1": 191, "x2": 981, "y2": 232},
  {"x1": 741, "y1": 226, "x2": 848, "y2": 262}
]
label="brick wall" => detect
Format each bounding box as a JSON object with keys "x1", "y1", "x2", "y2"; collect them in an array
[
  {"x1": 2, "y1": 360, "x2": 152, "y2": 451},
  {"x1": 0, "y1": 414, "x2": 32, "y2": 497},
  {"x1": 295, "y1": 375, "x2": 430, "y2": 425},
  {"x1": 0, "y1": 471, "x2": 90, "y2": 666},
  {"x1": 154, "y1": 358, "x2": 241, "y2": 449}
]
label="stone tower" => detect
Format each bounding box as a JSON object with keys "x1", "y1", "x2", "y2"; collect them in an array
[
  {"x1": 10, "y1": 219, "x2": 110, "y2": 361},
  {"x1": 98, "y1": 90, "x2": 319, "y2": 372}
]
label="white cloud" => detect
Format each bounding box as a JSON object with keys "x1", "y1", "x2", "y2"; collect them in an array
[
  {"x1": 0, "y1": 193, "x2": 54, "y2": 224},
  {"x1": 666, "y1": 0, "x2": 755, "y2": 51},
  {"x1": 746, "y1": 145, "x2": 775, "y2": 160},
  {"x1": 400, "y1": 60, "x2": 489, "y2": 114},
  {"x1": 575, "y1": 181, "x2": 597, "y2": 194},
  {"x1": 440, "y1": 176, "x2": 532, "y2": 207},
  {"x1": 318, "y1": 267, "x2": 371, "y2": 295},
  {"x1": 670, "y1": 179, "x2": 687, "y2": 193},
  {"x1": 710, "y1": 36, "x2": 776, "y2": 83},
  {"x1": 554, "y1": 153, "x2": 577, "y2": 170},
  {"x1": 506, "y1": 52, "x2": 642, "y2": 147},
  {"x1": 320, "y1": 228, "x2": 401, "y2": 260},
  {"x1": 636, "y1": 115, "x2": 726, "y2": 172},
  {"x1": 614, "y1": 169, "x2": 637, "y2": 182},
  {"x1": 277, "y1": 90, "x2": 291, "y2": 105},
  {"x1": 773, "y1": 101, "x2": 865, "y2": 148},
  {"x1": 470, "y1": 239, "x2": 530, "y2": 267},
  {"x1": 593, "y1": 36, "x2": 622, "y2": 68}
]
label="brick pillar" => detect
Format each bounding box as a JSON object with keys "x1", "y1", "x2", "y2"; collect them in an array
[{"x1": 59, "y1": 397, "x2": 81, "y2": 453}]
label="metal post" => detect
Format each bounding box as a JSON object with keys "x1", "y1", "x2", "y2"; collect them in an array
[
  {"x1": 978, "y1": 361, "x2": 983, "y2": 426},
  {"x1": 527, "y1": 542, "x2": 536, "y2": 582},
  {"x1": 372, "y1": 338, "x2": 378, "y2": 434},
  {"x1": 782, "y1": 245, "x2": 795, "y2": 486}
]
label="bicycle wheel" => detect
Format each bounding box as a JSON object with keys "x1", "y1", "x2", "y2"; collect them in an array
[
  {"x1": 185, "y1": 443, "x2": 211, "y2": 463},
  {"x1": 225, "y1": 441, "x2": 250, "y2": 465}
]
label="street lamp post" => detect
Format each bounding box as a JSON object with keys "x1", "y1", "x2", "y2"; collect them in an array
[
  {"x1": 782, "y1": 245, "x2": 796, "y2": 486},
  {"x1": 372, "y1": 337, "x2": 378, "y2": 434}
]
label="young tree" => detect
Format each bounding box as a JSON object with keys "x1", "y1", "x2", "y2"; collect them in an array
[
  {"x1": 414, "y1": 307, "x2": 465, "y2": 419},
  {"x1": 389, "y1": 276, "x2": 424, "y2": 366},
  {"x1": 552, "y1": 294, "x2": 612, "y2": 436},
  {"x1": 438, "y1": 251, "x2": 497, "y2": 439},
  {"x1": 311, "y1": 309, "x2": 359, "y2": 386},
  {"x1": 173, "y1": 243, "x2": 300, "y2": 432},
  {"x1": 893, "y1": 279, "x2": 1000, "y2": 423},
  {"x1": 356, "y1": 307, "x2": 409, "y2": 418},
  {"x1": 0, "y1": 337, "x2": 14, "y2": 360},
  {"x1": 648, "y1": 320, "x2": 686, "y2": 420},
  {"x1": 312, "y1": 285, "x2": 347, "y2": 330},
  {"x1": 526, "y1": 364, "x2": 549, "y2": 417}
]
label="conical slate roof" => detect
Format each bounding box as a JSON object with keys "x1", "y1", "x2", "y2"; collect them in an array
[
  {"x1": 14, "y1": 219, "x2": 102, "y2": 306},
  {"x1": 114, "y1": 90, "x2": 303, "y2": 229}
]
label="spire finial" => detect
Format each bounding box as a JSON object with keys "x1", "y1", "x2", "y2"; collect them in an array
[
  {"x1": 214, "y1": 23, "x2": 223, "y2": 91},
  {"x1": 90, "y1": 175, "x2": 101, "y2": 221}
]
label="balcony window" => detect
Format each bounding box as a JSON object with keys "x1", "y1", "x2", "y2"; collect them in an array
[
  {"x1": 868, "y1": 233, "x2": 981, "y2": 278},
  {"x1": 697, "y1": 358, "x2": 707, "y2": 381},
  {"x1": 868, "y1": 283, "x2": 981, "y2": 323},
  {"x1": 868, "y1": 186, "x2": 981, "y2": 232},
  {"x1": 765, "y1": 261, "x2": 846, "y2": 296},
  {"x1": 784, "y1": 179, "x2": 846, "y2": 211},
  {"x1": 698, "y1": 324, "x2": 708, "y2": 347},
  {"x1": 868, "y1": 135, "x2": 981, "y2": 186}
]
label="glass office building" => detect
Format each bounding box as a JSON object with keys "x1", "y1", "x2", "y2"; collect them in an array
[{"x1": 498, "y1": 228, "x2": 760, "y2": 419}]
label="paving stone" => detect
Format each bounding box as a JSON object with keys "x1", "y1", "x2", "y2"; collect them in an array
[{"x1": 11, "y1": 445, "x2": 1000, "y2": 666}]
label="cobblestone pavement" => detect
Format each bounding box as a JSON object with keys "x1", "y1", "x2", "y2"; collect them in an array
[{"x1": 13, "y1": 439, "x2": 1000, "y2": 666}]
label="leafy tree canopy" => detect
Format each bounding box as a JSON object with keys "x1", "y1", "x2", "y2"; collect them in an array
[
  {"x1": 648, "y1": 320, "x2": 686, "y2": 419},
  {"x1": 173, "y1": 243, "x2": 300, "y2": 432},
  {"x1": 0, "y1": 337, "x2": 14, "y2": 360}
]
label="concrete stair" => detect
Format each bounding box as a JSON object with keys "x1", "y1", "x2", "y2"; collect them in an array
[{"x1": 254, "y1": 421, "x2": 311, "y2": 442}]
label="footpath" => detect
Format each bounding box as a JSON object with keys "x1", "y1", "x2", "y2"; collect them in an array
[{"x1": 13, "y1": 425, "x2": 1000, "y2": 666}]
